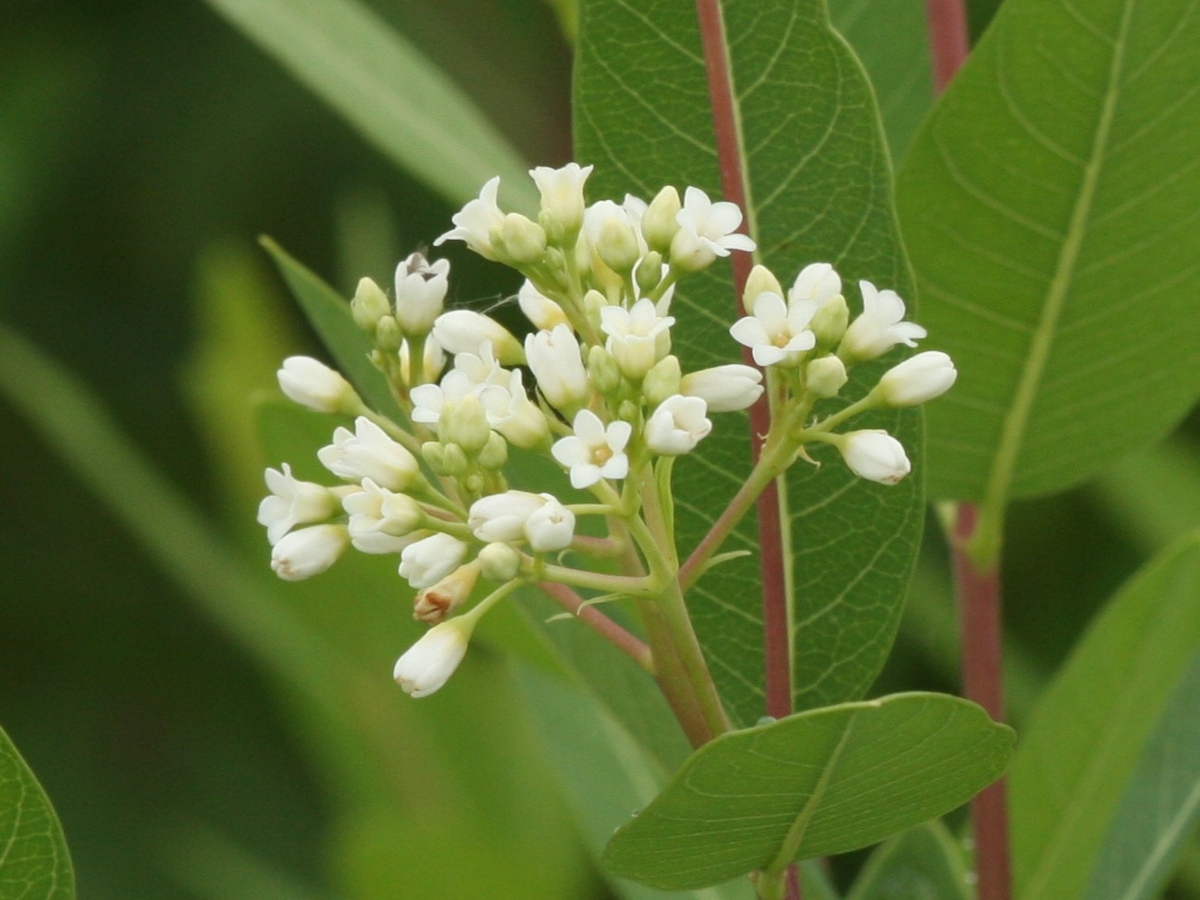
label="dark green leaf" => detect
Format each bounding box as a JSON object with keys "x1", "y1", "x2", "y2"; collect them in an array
[
  {"x1": 846, "y1": 820, "x2": 972, "y2": 900},
  {"x1": 575, "y1": 0, "x2": 923, "y2": 726},
  {"x1": 1011, "y1": 531, "x2": 1200, "y2": 900},
  {"x1": 0, "y1": 726, "x2": 75, "y2": 900},
  {"x1": 602, "y1": 693, "x2": 1012, "y2": 890},
  {"x1": 898, "y1": 0, "x2": 1200, "y2": 503}
]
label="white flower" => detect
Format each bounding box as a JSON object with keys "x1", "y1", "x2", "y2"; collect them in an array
[
  {"x1": 270, "y1": 524, "x2": 348, "y2": 581},
  {"x1": 432, "y1": 310, "x2": 524, "y2": 365},
  {"x1": 399, "y1": 533, "x2": 469, "y2": 589},
  {"x1": 788, "y1": 262, "x2": 842, "y2": 306},
  {"x1": 875, "y1": 351, "x2": 957, "y2": 407},
  {"x1": 599, "y1": 297, "x2": 675, "y2": 380},
  {"x1": 517, "y1": 280, "x2": 570, "y2": 331},
  {"x1": 840, "y1": 280, "x2": 927, "y2": 362},
  {"x1": 836, "y1": 430, "x2": 911, "y2": 485},
  {"x1": 680, "y1": 364, "x2": 763, "y2": 412},
  {"x1": 468, "y1": 490, "x2": 547, "y2": 543},
  {"x1": 451, "y1": 341, "x2": 509, "y2": 390},
  {"x1": 277, "y1": 356, "x2": 357, "y2": 413},
  {"x1": 318, "y1": 417, "x2": 420, "y2": 491},
  {"x1": 342, "y1": 478, "x2": 423, "y2": 554},
  {"x1": 413, "y1": 559, "x2": 482, "y2": 624},
  {"x1": 729, "y1": 291, "x2": 817, "y2": 367},
  {"x1": 669, "y1": 186, "x2": 756, "y2": 272},
  {"x1": 525, "y1": 496, "x2": 575, "y2": 552},
  {"x1": 644, "y1": 395, "x2": 712, "y2": 455},
  {"x1": 434, "y1": 176, "x2": 504, "y2": 260},
  {"x1": 551, "y1": 409, "x2": 632, "y2": 488},
  {"x1": 480, "y1": 369, "x2": 549, "y2": 449},
  {"x1": 394, "y1": 253, "x2": 449, "y2": 337},
  {"x1": 394, "y1": 617, "x2": 475, "y2": 697},
  {"x1": 526, "y1": 325, "x2": 591, "y2": 412},
  {"x1": 257, "y1": 463, "x2": 340, "y2": 545},
  {"x1": 531, "y1": 162, "x2": 592, "y2": 234}
]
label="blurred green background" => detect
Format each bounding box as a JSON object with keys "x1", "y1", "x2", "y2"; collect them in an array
[{"x1": 3, "y1": 1, "x2": 1200, "y2": 898}]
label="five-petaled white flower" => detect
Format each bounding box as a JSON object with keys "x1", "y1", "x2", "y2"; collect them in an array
[
  {"x1": 599, "y1": 297, "x2": 675, "y2": 380},
  {"x1": 318, "y1": 417, "x2": 420, "y2": 492},
  {"x1": 434, "y1": 176, "x2": 504, "y2": 260},
  {"x1": 839, "y1": 280, "x2": 926, "y2": 363},
  {"x1": 729, "y1": 291, "x2": 817, "y2": 367},
  {"x1": 531, "y1": 163, "x2": 593, "y2": 235},
  {"x1": 552, "y1": 409, "x2": 632, "y2": 488},
  {"x1": 257, "y1": 463, "x2": 340, "y2": 545},
  {"x1": 670, "y1": 186, "x2": 756, "y2": 272}
]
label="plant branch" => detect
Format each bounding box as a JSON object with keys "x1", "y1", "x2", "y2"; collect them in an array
[
  {"x1": 537, "y1": 580, "x2": 654, "y2": 673},
  {"x1": 926, "y1": 0, "x2": 969, "y2": 92}
]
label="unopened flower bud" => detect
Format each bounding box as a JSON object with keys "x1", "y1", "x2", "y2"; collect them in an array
[
  {"x1": 634, "y1": 252, "x2": 665, "y2": 295},
  {"x1": 422, "y1": 441, "x2": 467, "y2": 477},
  {"x1": 833, "y1": 429, "x2": 911, "y2": 485},
  {"x1": 526, "y1": 325, "x2": 591, "y2": 412},
  {"x1": 680, "y1": 364, "x2": 763, "y2": 412},
  {"x1": 270, "y1": 524, "x2": 348, "y2": 581},
  {"x1": 399, "y1": 533, "x2": 468, "y2": 589},
  {"x1": 413, "y1": 559, "x2": 482, "y2": 624},
  {"x1": 874, "y1": 351, "x2": 957, "y2": 407},
  {"x1": 585, "y1": 200, "x2": 641, "y2": 274},
  {"x1": 587, "y1": 345, "x2": 623, "y2": 395},
  {"x1": 518, "y1": 280, "x2": 570, "y2": 330},
  {"x1": 258, "y1": 463, "x2": 340, "y2": 545},
  {"x1": 809, "y1": 294, "x2": 849, "y2": 347},
  {"x1": 394, "y1": 253, "x2": 450, "y2": 337},
  {"x1": 531, "y1": 162, "x2": 592, "y2": 237},
  {"x1": 743, "y1": 265, "x2": 784, "y2": 308},
  {"x1": 642, "y1": 186, "x2": 682, "y2": 254},
  {"x1": 439, "y1": 395, "x2": 492, "y2": 454},
  {"x1": 642, "y1": 355, "x2": 683, "y2": 407},
  {"x1": 342, "y1": 478, "x2": 424, "y2": 554},
  {"x1": 525, "y1": 495, "x2": 575, "y2": 553},
  {"x1": 374, "y1": 316, "x2": 403, "y2": 353},
  {"x1": 277, "y1": 356, "x2": 359, "y2": 414},
  {"x1": 478, "y1": 542, "x2": 522, "y2": 582},
  {"x1": 644, "y1": 395, "x2": 712, "y2": 456},
  {"x1": 351, "y1": 277, "x2": 391, "y2": 333},
  {"x1": 433, "y1": 310, "x2": 524, "y2": 365},
  {"x1": 319, "y1": 417, "x2": 420, "y2": 490},
  {"x1": 492, "y1": 212, "x2": 547, "y2": 266},
  {"x1": 806, "y1": 355, "x2": 848, "y2": 399},
  {"x1": 477, "y1": 431, "x2": 509, "y2": 470},
  {"x1": 469, "y1": 490, "x2": 546, "y2": 543},
  {"x1": 393, "y1": 616, "x2": 475, "y2": 697}
]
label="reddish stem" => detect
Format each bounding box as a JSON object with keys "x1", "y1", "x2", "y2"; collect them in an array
[
  {"x1": 926, "y1": 0, "x2": 970, "y2": 92},
  {"x1": 537, "y1": 581, "x2": 654, "y2": 671}
]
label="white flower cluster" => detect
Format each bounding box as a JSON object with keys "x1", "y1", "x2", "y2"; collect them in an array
[{"x1": 256, "y1": 164, "x2": 956, "y2": 699}]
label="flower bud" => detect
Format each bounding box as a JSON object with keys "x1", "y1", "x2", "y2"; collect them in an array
[
  {"x1": 517, "y1": 280, "x2": 570, "y2": 331},
  {"x1": 805, "y1": 355, "x2": 848, "y2": 399},
  {"x1": 394, "y1": 253, "x2": 450, "y2": 337},
  {"x1": 526, "y1": 325, "x2": 591, "y2": 412},
  {"x1": 809, "y1": 294, "x2": 849, "y2": 348},
  {"x1": 680, "y1": 364, "x2": 764, "y2": 412},
  {"x1": 641, "y1": 186, "x2": 682, "y2": 254},
  {"x1": 584, "y1": 200, "x2": 641, "y2": 274},
  {"x1": 634, "y1": 252, "x2": 666, "y2": 296},
  {"x1": 393, "y1": 617, "x2": 475, "y2": 697},
  {"x1": 477, "y1": 430, "x2": 509, "y2": 470},
  {"x1": 351, "y1": 276, "x2": 391, "y2": 333},
  {"x1": 743, "y1": 265, "x2": 783, "y2": 307},
  {"x1": 478, "y1": 542, "x2": 522, "y2": 582},
  {"x1": 642, "y1": 355, "x2": 683, "y2": 407},
  {"x1": 399, "y1": 533, "x2": 469, "y2": 589},
  {"x1": 422, "y1": 441, "x2": 468, "y2": 477},
  {"x1": 587, "y1": 344, "x2": 623, "y2": 395},
  {"x1": 531, "y1": 162, "x2": 592, "y2": 237},
  {"x1": 257, "y1": 463, "x2": 340, "y2": 545},
  {"x1": 413, "y1": 559, "x2": 482, "y2": 624},
  {"x1": 525, "y1": 495, "x2": 575, "y2": 553},
  {"x1": 342, "y1": 478, "x2": 424, "y2": 554},
  {"x1": 492, "y1": 212, "x2": 548, "y2": 266},
  {"x1": 874, "y1": 351, "x2": 957, "y2": 407},
  {"x1": 438, "y1": 395, "x2": 492, "y2": 454},
  {"x1": 644, "y1": 395, "x2": 712, "y2": 456},
  {"x1": 433, "y1": 310, "x2": 524, "y2": 365},
  {"x1": 270, "y1": 524, "x2": 348, "y2": 581},
  {"x1": 277, "y1": 356, "x2": 359, "y2": 414},
  {"x1": 468, "y1": 490, "x2": 547, "y2": 543},
  {"x1": 835, "y1": 430, "x2": 911, "y2": 485},
  {"x1": 374, "y1": 316, "x2": 403, "y2": 353},
  {"x1": 318, "y1": 417, "x2": 421, "y2": 491}
]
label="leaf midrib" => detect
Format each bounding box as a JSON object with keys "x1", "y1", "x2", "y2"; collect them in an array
[{"x1": 979, "y1": 1, "x2": 1135, "y2": 519}]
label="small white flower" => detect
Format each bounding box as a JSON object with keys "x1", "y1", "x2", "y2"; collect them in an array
[
  {"x1": 432, "y1": 310, "x2": 524, "y2": 364},
  {"x1": 399, "y1": 533, "x2": 469, "y2": 589},
  {"x1": 729, "y1": 291, "x2": 817, "y2": 367},
  {"x1": 394, "y1": 617, "x2": 475, "y2": 697},
  {"x1": 525, "y1": 495, "x2": 575, "y2": 553},
  {"x1": 836, "y1": 430, "x2": 911, "y2": 485},
  {"x1": 551, "y1": 409, "x2": 632, "y2": 489},
  {"x1": 788, "y1": 262, "x2": 843, "y2": 307},
  {"x1": 394, "y1": 252, "x2": 450, "y2": 337},
  {"x1": 451, "y1": 341, "x2": 509, "y2": 390},
  {"x1": 680, "y1": 364, "x2": 763, "y2": 412},
  {"x1": 342, "y1": 478, "x2": 423, "y2": 554},
  {"x1": 599, "y1": 297, "x2": 675, "y2": 380},
  {"x1": 277, "y1": 356, "x2": 357, "y2": 413},
  {"x1": 468, "y1": 490, "x2": 547, "y2": 543},
  {"x1": 413, "y1": 559, "x2": 482, "y2": 624},
  {"x1": 257, "y1": 463, "x2": 340, "y2": 545},
  {"x1": 517, "y1": 280, "x2": 570, "y2": 331},
  {"x1": 583, "y1": 199, "x2": 644, "y2": 274},
  {"x1": 669, "y1": 186, "x2": 756, "y2": 272},
  {"x1": 530, "y1": 162, "x2": 592, "y2": 234},
  {"x1": 840, "y1": 280, "x2": 927, "y2": 363},
  {"x1": 433, "y1": 176, "x2": 504, "y2": 260},
  {"x1": 875, "y1": 351, "x2": 957, "y2": 407},
  {"x1": 644, "y1": 395, "x2": 712, "y2": 455},
  {"x1": 270, "y1": 524, "x2": 348, "y2": 581},
  {"x1": 526, "y1": 325, "x2": 591, "y2": 412},
  {"x1": 318, "y1": 417, "x2": 420, "y2": 491},
  {"x1": 480, "y1": 369, "x2": 550, "y2": 449}
]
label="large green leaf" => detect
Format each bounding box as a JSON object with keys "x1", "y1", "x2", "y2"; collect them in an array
[
  {"x1": 201, "y1": 0, "x2": 537, "y2": 211},
  {"x1": 846, "y1": 820, "x2": 971, "y2": 900},
  {"x1": 1010, "y1": 530, "x2": 1200, "y2": 900},
  {"x1": 897, "y1": 0, "x2": 1200, "y2": 503},
  {"x1": 575, "y1": 0, "x2": 923, "y2": 726},
  {"x1": 602, "y1": 693, "x2": 1012, "y2": 890},
  {"x1": 0, "y1": 726, "x2": 75, "y2": 900},
  {"x1": 1082, "y1": 648, "x2": 1200, "y2": 900}
]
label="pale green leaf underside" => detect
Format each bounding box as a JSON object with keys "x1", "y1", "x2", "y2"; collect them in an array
[
  {"x1": 0, "y1": 726, "x2": 75, "y2": 900},
  {"x1": 576, "y1": 0, "x2": 922, "y2": 727},
  {"x1": 1083, "y1": 648, "x2": 1200, "y2": 900},
  {"x1": 202, "y1": 0, "x2": 537, "y2": 211},
  {"x1": 898, "y1": 0, "x2": 1200, "y2": 502},
  {"x1": 1010, "y1": 531, "x2": 1200, "y2": 900},
  {"x1": 846, "y1": 820, "x2": 972, "y2": 900},
  {"x1": 602, "y1": 693, "x2": 1012, "y2": 891}
]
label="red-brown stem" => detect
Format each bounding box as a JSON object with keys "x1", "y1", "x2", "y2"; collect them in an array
[
  {"x1": 952, "y1": 504, "x2": 1010, "y2": 900},
  {"x1": 696, "y1": 1, "x2": 797, "y2": 896},
  {"x1": 537, "y1": 581, "x2": 654, "y2": 672},
  {"x1": 926, "y1": 0, "x2": 970, "y2": 92}
]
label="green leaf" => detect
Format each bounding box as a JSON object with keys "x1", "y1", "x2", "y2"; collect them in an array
[
  {"x1": 1010, "y1": 530, "x2": 1200, "y2": 900},
  {"x1": 0, "y1": 725, "x2": 75, "y2": 900},
  {"x1": 201, "y1": 0, "x2": 536, "y2": 211},
  {"x1": 897, "y1": 0, "x2": 1200, "y2": 503},
  {"x1": 1082, "y1": 648, "x2": 1200, "y2": 900},
  {"x1": 260, "y1": 236, "x2": 404, "y2": 422},
  {"x1": 602, "y1": 693, "x2": 1012, "y2": 891},
  {"x1": 575, "y1": 0, "x2": 923, "y2": 726},
  {"x1": 846, "y1": 820, "x2": 972, "y2": 900}
]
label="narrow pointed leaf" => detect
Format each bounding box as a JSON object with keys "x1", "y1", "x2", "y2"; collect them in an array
[
  {"x1": 1011, "y1": 531, "x2": 1200, "y2": 900},
  {"x1": 846, "y1": 820, "x2": 972, "y2": 900},
  {"x1": 897, "y1": 0, "x2": 1200, "y2": 503},
  {"x1": 576, "y1": 0, "x2": 923, "y2": 726},
  {"x1": 201, "y1": 0, "x2": 536, "y2": 210},
  {"x1": 0, "y1": 726, "x2": 75, "y2": 900},
  {"x1": 602, "y1": 693, "x2": 1012, "y2": 890}
]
